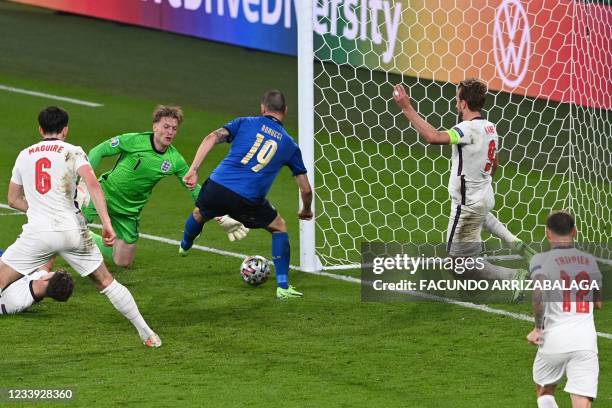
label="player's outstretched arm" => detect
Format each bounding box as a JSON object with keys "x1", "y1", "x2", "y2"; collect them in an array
[
  {"x1": 392, "y1": 84, "x2": 451, "y2": 145},
  {"x1": 295, "y1": 174, "x2": 313, "y2": 220},
  {"x1": 88, "y1": 137, "x2": 124, "y2": 170},
  {"x1": 184, "y1": 128, "x2": 229, "y2": 189},
  {"x1": 78, "y1": 164, "x2": 116, "y2": 247},
  {"x1": 7, "y1": 182, "x2": 28, "y2": 213},
  {"x1": 174, "y1": 153, "x2": 202, "y2": 199}
]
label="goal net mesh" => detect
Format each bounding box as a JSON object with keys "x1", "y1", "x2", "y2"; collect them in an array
[{"x1": 311, "y1": 0, "x2": 611, "y2": 267}]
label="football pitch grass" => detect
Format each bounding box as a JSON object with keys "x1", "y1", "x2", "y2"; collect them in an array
[{"x1": 0, "y1": 2, "x2": 610, "y2": 407}]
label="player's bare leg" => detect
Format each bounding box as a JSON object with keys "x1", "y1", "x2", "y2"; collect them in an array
[
  {"x1": 88, "y1": 263, "x2": 161, "y2": 347},
  {"x1": 266, "y1": 214, "x2": 287, "y2": 233},
  {"x1": 0, "y1": 260, "x2": 24, "y2": 293},
  {"x1": 570, "y1": 394, "x2": 592, "y2": 408},
  {"x1": 535, "y1": 384, "x2": 559, "y2": 408},
  {"x1": 112, "y1": 240, "x2": 137, "y2": 268}
]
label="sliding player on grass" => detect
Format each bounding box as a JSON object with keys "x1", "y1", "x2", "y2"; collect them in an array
[
  {"x1": 0, "y1": 107, "x2": 161, "y2": 346},
  {"x1": 393, "y1": 79, "x2": 534, "y2": 300},
  {"x1": 179, "y1": 90, "x2": 313, "y2": 299},
  {"x1": 0, "y1": 255, "x2": 74, "y2": 315},
  {"x1": 81, "y1": 105, "x2": 248, "y2": 267}
]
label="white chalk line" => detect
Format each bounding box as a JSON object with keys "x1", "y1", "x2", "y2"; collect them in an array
[
  {"x1": 0, "y1": 84, "x2": 103, "y2": 107},
  {"x1": 1, "y1": 203, "x2": 610, "y2": 340}
]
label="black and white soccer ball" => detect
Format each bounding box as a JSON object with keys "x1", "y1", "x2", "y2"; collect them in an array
[{"x1": 240, "y1": 255, "x2": 270, "y2": 286}]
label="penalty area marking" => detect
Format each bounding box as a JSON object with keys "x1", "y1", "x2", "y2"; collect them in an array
[
  {"x1": 0, "y1": 203, "x2": 610, "y2": 340},
  {"x1": 0, "y1": 84, "x2": 103, "y2": 107}
]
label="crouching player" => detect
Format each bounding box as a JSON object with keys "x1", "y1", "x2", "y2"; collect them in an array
[
  {"x1": 179, "y1": 90, "x2": 313, "y2": 299},
  {"x1": 527, "y1": 211, "x2": 602, "y2": 408}
]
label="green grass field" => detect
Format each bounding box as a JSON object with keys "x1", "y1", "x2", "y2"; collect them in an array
[{"x1": 0, "y1": 2, "x2": 610, "y2": 407}]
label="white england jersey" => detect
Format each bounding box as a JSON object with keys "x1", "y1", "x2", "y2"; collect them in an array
[
  {"x1": 529, "y1": 247, "x2": 601, "y2": 354},
  {"x1": 447, "y1": 118, "x2": 498, "y2": 206},
  {"x1": 10, "y1": 139, "x2": 90, "y2": 233},
  {"x1": 0, "y1": 271, "x2": 49, "y2": 315}
]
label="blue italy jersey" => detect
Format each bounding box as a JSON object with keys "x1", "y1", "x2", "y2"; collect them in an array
[{"x1": 210, "y1": 115, "x2": 307, "y2": 201}]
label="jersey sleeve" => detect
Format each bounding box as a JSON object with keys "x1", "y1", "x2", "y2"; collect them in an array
[
  {"x1": 446, "y1": 122, "x2": 472, "y2": 145},
  {"x1": 10, "y1": 153, "x2": 23, "y2": 185},
  {"x1": 287, "y1": 147, "x2": 308, "y2": 176},
  {"x1": 0, "y1": 279, "x2": 35, "y2": 315},
  {"x1": 72, "y1": 147, "x2": 90, "y2": 172},
  {"x1": 222, "y1": 117, "x2": 245, "y2": 143},
  {"x1": 173, "y1": 151, "x2": 201, "y2": 202},
  {"x1": 88, "y1": 134, "x2": 127, "y2": 170}
]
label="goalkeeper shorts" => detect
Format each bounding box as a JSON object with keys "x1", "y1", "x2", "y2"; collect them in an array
[
  {"x1": 82, "y1": 203, "x2": 140, "y2": 244},
  {"x1": 196, "y1": 179, "x2": 278, "y2": 229}
]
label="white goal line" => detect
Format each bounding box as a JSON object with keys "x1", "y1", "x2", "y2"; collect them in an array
[
  {"x1": 0, "y1": 203, "x2": 610, "y2": 340},
  {"x1": 0, "y1": 84, "x2": 103, "y2": 107}
]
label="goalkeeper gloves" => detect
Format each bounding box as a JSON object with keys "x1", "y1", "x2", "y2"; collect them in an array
[{"x1": 216, "y1": 215, "x2": 249, "y2": 242}]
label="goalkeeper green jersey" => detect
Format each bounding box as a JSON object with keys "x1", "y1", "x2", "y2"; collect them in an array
[{"x1": 88, "y1": 132, "x2": 200, "y2": 216}]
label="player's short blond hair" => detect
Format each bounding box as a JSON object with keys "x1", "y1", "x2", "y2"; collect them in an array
[{"x1": 153, "y1": 105, "x2": 183, "y2": 125}]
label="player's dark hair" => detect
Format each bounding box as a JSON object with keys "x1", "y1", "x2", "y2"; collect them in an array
[
  {"x1": 153, "y1": 105, "x2": 183, "y2": 125},
  {"x1": 458, "y1": 78, "x2": 487, "y2": 112},
  {"x1": 46, "y1": 271, "x2": 74, "y2": 302},
  {"x1": 546, "y1": 211, "x2": 575, "y2": 236},
  {"x1": 38, "y1": 106, "x2": 69, "y2": 134},
  {"x1": 261, "y1": 90, "x2": 286, "y2": 113}
]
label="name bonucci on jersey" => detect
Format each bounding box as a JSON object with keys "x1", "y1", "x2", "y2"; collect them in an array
[
  {"x1": 529, "y1": 247, "x2": 601, "y2": 354},
  {"x1": 11, "y1": 140, "x2": 90, "y2": 233},
  {"x1": 448, "y1": 118, "x2": 498, "y2": 206}
]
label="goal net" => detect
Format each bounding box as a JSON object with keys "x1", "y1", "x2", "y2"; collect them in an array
[{"x1": 300, "y1": 0, "x2": 611, "y2": 269}]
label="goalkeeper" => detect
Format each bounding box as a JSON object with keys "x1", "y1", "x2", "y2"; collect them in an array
[{"x1": 82, "y1": 105, "x2": 249, "y2": 267}]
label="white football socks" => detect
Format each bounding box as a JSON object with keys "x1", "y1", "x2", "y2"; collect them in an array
[
  {"x1": 484, "y1": 213, "x2": 519, "y2": 244},
  {"x1": 537, "y1": 395, "x2": 559, "y2": 408},
  {"x1": 101, "y1": 279, "x2": 154, "y2": 341}
]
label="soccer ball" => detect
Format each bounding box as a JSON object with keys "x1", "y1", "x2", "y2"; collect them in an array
[{"x1": 240, "y1": 255, "x2": 270, "y2": 286}]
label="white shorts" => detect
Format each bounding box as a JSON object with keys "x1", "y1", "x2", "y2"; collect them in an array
[
  {"x1": 533, "y1": 350, "x2": 599, "y2": 399},
  {"x1": 1, "y1": 229, "x2": 103, "y2": 277},
  {"x1": 446, "y1": 196, "x2": 494, "y2": 257}
]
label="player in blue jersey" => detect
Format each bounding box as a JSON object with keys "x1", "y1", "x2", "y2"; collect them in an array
[{"x1": 179, "y1": 90, "x2": 313, "y2": 299}]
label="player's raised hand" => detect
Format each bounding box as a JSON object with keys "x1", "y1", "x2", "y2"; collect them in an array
[
  {"x1": 102, "y1": 223, "x2": 116, "y2": 247},
  {"x1": 183, "y1": 169, "x2": 198, "y2": 190},
  {"x1": 526, "y1": 328, "x2": 543, "y2": 345},
  {"x1": 298, "y1": 208, "x2": 314, "y2": 221},
  {"x1": 392, "y1": 84, "x2": 413, "y2": 110}
]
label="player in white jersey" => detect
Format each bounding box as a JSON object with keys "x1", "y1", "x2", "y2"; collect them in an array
[
  {"x1": 393, "y1": 79, "x2": 532, "y2": 296},
  {"x1": 0, "y1": 262, "x2": 74, "y2": 315},
  {"x1": 0, "y1": 106, "x2": 161, "y2": 347},
  {"x1": 527, "y1": 211, "x2": 602, "y2": 408}
]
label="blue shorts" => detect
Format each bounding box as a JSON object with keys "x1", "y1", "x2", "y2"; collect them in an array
[{"x1": 196, "y1": 179, "x2": 278, "y2": 229}]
